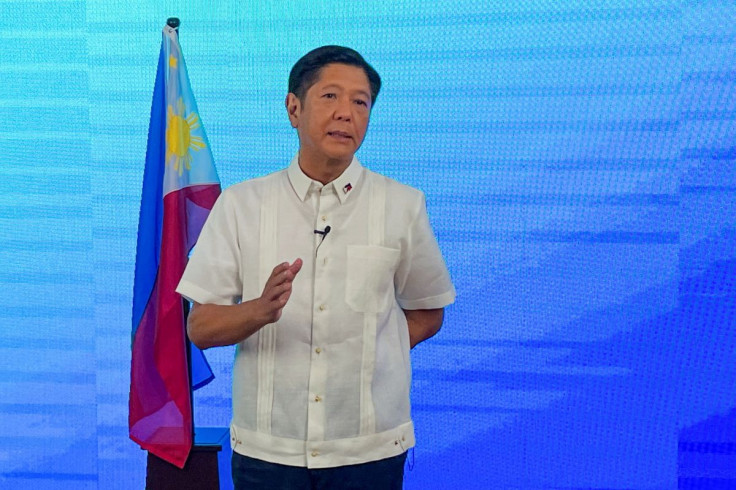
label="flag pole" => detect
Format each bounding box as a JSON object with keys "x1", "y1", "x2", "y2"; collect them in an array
[
  {"x1": 183, "y1": 298, "x2": 195, "y2": 445},
  {"x1": 165, "y1": 14, "x2": 196, "y2": 448}
]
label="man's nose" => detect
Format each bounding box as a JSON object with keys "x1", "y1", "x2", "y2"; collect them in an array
[{"x1": 333, "y1": 97, "x2": 352, "y2": 120}]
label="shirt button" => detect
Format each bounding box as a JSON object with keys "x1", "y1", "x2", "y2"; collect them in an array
[
  {"x1": 315, "y1": 347, "x2": 322, "y2": 354},
  {"x1": 315, "y1": 395, "x2": 322, "y2": 402},
  {"x1": 311, "y1": 451, "x2": 319, "y2": 457},
  {"x1": 319, "y1": 304, "x2": 326, "y2": 311},
  {"x1": 321, "y1": 215, "x2": 327, "y2": 222}
]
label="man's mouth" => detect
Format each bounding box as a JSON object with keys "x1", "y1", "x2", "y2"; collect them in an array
[{"x1": 328, "y1": 131, "x2": 352, "y2": 140}]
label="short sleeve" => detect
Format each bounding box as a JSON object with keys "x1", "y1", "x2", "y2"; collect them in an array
[
  {"x1": 176, "y1": 189, "x2": 243, "y2": 305},
  {"x1": 394, "y1": 193, "x2": 456, "y2": 310}
]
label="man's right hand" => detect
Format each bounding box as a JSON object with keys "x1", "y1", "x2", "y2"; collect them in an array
[
  {"x1": 187, "y1": 258, "x2": 303, "y2": 349},
  {"x1": 256, "y1": 259, "x2": 303, "y2": 324}
]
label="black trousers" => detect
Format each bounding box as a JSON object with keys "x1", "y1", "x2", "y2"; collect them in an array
[{"x1": 232, "y1": 451, "x2": 407, "y2": 490}]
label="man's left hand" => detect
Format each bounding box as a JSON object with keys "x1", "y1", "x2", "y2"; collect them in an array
[{"x1": 403, "y1": 308, "x2": 444, "y2": 348}]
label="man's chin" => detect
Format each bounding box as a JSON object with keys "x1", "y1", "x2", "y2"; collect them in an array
[{"x1": 324, "y1": 148, "x2": 358, "y2": 163}]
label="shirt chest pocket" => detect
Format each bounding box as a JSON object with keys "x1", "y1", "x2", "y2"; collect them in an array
[{"x1": 345, "y1": 245, "x2": 401, "y2": 313}]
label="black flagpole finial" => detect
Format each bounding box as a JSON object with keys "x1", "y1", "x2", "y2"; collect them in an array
[{"x1": 167, "y1": 17, "x2": 180, "y2": 30}]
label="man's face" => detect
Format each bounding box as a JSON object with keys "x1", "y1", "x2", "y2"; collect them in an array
[{"x1": 286, "y1": 63, "x2": 372, "y2": 165}]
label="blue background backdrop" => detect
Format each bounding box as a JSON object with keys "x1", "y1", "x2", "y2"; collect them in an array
[{"x1": 1, "y1": 1, "x2": 735, "y2": 488}]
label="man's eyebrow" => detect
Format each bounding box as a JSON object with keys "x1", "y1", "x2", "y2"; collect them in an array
[{"x1": 320, "y1": 84, "x2": 371, "y2": 98}]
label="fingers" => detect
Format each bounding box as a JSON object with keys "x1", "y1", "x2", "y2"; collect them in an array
[
  {"x1": 276, "y1": 285, "x2": 293, "y2": 307},
  {"x1": 264, "y1": 262, "x2": 290, "y2": 289},
  {"x1": 258, "y1": 259, "x2": 298, "y2": 324},
  {"x1": 263, "y1": 261, "x2": 295, "y2": 292},
  {"x1": 263, "y1": 280, "x2": 292, "y2": 302},
  {"x1": 261, "y1": 258, "x2": 302, "y2": 306},
  {"x1": 289, "y1": 258, "x2": 303, "y2": 275}
]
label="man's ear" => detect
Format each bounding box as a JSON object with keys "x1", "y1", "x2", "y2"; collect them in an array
[{"x1": 285, "y1": 93, "x2": 300, "y2": 128}]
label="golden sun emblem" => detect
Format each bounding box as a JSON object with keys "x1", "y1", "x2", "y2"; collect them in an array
[{"x1": 165, "y1": 97, "x2": 206, "y2": 175}]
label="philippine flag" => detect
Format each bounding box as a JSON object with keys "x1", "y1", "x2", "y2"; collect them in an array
[{"x1": 129, "y1": 24, "x2": 220, "y2": 469}]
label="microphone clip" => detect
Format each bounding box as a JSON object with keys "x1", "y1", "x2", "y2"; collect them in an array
[{"x1": 314, "y1": 225, "x2": 331, "y2": 254}]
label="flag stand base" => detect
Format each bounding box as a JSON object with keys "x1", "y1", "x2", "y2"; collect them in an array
[{"x1": 146, "y1": 427, "x2": 232, "y2": 490}]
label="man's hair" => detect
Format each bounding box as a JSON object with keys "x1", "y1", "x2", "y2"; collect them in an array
[{"x1": 288, "y1": 45, "x2": 381, "y2": 105}]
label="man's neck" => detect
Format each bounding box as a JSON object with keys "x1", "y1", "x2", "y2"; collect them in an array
[{"x1": 298, "y1": 152, "x2": 352, "y2": 185}]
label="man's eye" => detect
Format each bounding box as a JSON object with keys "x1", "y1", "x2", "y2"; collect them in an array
[
  {"x1": 323, "y1": 93, "x2": 336, "y2": 99},
  {"x1": 355, "y1": 99, "x2": 367, "y2": 106}
]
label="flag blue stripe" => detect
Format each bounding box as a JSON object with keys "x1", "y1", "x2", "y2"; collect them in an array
[
  {"x1": 131, "y1": 43, "x2": 165, "y2": 337},
  {"x1": 190, "y1": 346, "x2": 215, "y2": 390}
]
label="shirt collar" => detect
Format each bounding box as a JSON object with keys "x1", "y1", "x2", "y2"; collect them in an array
[{"x1": 287, "y1": 154, "x2": 364, "y2": 204}]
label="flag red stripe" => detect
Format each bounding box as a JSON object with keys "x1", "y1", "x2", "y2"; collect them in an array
[{"x1": 129, "y1": 184, "x2": 220, "y2": 468}]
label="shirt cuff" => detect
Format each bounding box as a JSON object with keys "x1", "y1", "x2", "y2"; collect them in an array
[
  {"x1": 397, "y1": 289, "x2": 456, "y2": 310},
  {"x1": 176, "y1": 280, "x2": 237, "y2": 306}
]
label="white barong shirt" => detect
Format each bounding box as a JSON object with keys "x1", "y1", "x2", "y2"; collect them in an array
[{"x1": 177, "y1": 155, "x2": 455, "y2": 468}]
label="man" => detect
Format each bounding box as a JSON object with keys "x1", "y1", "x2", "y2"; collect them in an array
[{"x1": 176, "y1": 45, "x2": 455, "y2": 489}]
